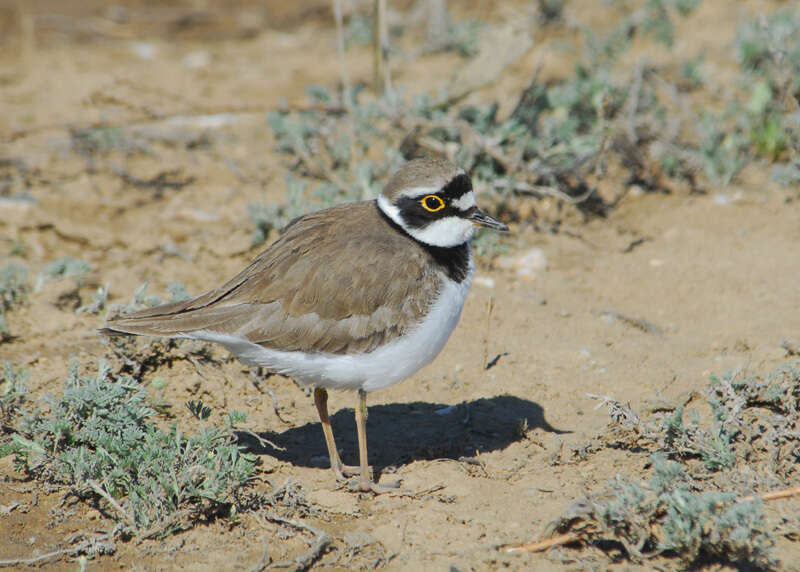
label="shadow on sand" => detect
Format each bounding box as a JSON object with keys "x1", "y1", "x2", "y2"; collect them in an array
[{"x1": 236, "y1": 394, "x2": 569, "y2": 472}]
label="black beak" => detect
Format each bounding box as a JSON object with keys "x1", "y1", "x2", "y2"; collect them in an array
[{"x1": 469, "y1": 208, "x2": 509, "y2": 231}]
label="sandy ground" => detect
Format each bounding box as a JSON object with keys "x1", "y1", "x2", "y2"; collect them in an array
[{"x1": 2, "y1": 1, "x2": 800, "y2": 570}]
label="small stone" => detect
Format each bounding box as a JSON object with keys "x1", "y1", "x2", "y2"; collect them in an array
[
  {"x1": 184, "y1": 51, "x2": 210, "y2": 69},
  {"x1": 629, "y1": 184, "x2": 645, "y2": 198},
  {"x1": 180, "y1": 208, "x2": 220, "y2": 222},
  {"x1": 473, "y1": 275, "x2": 495, "y2": 288},
  {"x1": 131, "y1": 42, "x2": 157, "y2": 60},
  {"x1": 516, "y1": 248, "x2": 548, "y2": 275},
  {"x1": 713, "y1": 193, "x2": 731, "y2": 205},
  {"x1": 497, "y1": 248, "x2": 547, "y2": 278}
]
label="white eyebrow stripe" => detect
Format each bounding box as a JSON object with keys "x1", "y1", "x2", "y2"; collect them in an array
[
  {"x1": 396, "y1": 186, "x2": 442, "y2": 200},
  {"x1": 451, "y1": 191, "x2": 476, "y2": 211}
]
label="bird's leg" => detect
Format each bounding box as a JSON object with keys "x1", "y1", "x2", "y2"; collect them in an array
[
  {"x1": 354, "y1": 389, "x2": 371, "y2": 489},
  {"x1": 313, "y1": 388, "x2": 359, "y2": 479},
  {"x1": 353, "y1": 389, "x2": 400, "y2": 493}
]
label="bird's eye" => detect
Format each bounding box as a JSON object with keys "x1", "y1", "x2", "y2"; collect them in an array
[{"x1": 420, "y1": 195, "x2": 445, "y2": 213}]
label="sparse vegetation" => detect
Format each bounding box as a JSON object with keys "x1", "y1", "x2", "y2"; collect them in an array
[
  {"x1": 101, "y1": 282, "x2": 213, "y2": 381},
  {"x1": 260, "y1": 2, "x2": 799, "y2": 254},
  {"x1": 0, "y1": 263, "x2": 28, "y2": 341},
  {"x1": 547, "y1": 455, "x2": 775, "y2": 567},
  {"x1": 1, "y1": 362, "x2": 29, "y2": 425},
  {"x1": 107, "y1": 282, "x2": 166, "y2": 316},
  {"x1": 76, "y1": 283, "x2": 110, "y2": 315},
  {"x1": 537, "y1": 362, "x2": 800, "y2": 567},
  {"x1": 35, "y1": 256, "x2": 91, "y2": 291},
  {"x1": 166, "y1": 281, "x2": 191, "y2": 302},
  {"x1": 0, "y1": 361, "x2": 256, "y2": 536},
  {"x1": 0, "y1": 263, "x2": 27, "y2": 310},
  {"x1": 247, "y1": 175, "x2": 312, "y2": 246}
]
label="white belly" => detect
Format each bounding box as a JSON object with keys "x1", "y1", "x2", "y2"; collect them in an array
[{"x1": 187, "y1": 265, "x2": 473, "y2": 392}]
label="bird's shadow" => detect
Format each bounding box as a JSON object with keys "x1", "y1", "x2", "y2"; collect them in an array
[{"x1": 236, "y1": 394, "x2": 569, "y2": 471}]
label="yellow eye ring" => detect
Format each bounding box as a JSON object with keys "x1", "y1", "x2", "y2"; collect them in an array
[{"x1": 420, "y1": 194, "x2": 445, "y2": 213}]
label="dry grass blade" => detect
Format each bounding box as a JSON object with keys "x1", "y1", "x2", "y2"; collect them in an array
[
  {"x1": 373, "y1": 0, "x2": 391, "y2": 95},
  {"x1": 503, "y1": 531, "x2": 582, "y2": 553},
  {"x1": 743, "y1": 486, "x2": 800, "y2": 504},
  {"x1": 331, "y1": 0, "x2": 352, "y2": 111}
]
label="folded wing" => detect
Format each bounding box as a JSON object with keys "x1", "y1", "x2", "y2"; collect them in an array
[{"x1": 103, "y1": 201, "x2": 441, "y2": 354}]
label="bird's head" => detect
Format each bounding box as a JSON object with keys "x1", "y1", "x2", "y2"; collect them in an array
[{"x1": 377, "y1": 158, "x2": 508, "y2": 248}]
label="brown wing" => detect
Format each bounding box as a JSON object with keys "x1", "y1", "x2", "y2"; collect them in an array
[{"x1": 104, "y1": 201, "x2": 442, "y2": 354}]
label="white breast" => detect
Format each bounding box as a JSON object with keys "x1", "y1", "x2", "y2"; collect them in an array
[{"x1": 186, "y1": 260, "x2": 474, "y2": 392}]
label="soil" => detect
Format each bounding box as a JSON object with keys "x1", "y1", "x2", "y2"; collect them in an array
[{"x1": 1, "y1": 1, "x2": 799, "y2": 570}]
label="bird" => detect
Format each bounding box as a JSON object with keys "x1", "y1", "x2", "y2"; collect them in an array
[{"x1": 101, "y1": 157, "x2": 508, "y2": 492}]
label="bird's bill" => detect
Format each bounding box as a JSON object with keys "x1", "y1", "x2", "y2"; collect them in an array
[{"x1": 469, "y1": 208, "x2": 509, "y2": 231}]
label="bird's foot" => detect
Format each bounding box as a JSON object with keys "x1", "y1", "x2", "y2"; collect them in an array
[
  {"x1": 351, "y1": 478, "x2": 402, "y2": 495},
  {"x1": 331, "y1": 461, "x2": 362, "y2": 480}
]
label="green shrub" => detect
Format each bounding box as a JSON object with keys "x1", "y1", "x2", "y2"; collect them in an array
[{"x1": 1, "y1": 361, "x2": 256, "y2": 534}]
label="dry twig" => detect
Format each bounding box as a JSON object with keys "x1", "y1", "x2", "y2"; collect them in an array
[
  {"x1": 133, "y1": 509, "x2": 194, "y2": 544},
  {"x1": 373, "y1": 0, "x2": 391, "y2": 96},
  {"x1": 264, "y1": 512, "x2": 332, "y2": 571},
  {"x1": 0, "y1": 533, "x2": 114, "y2": 567},
  {"x1": 504, "y1": 531, "x2": 582, "y2": 553},
  {"x1": 87, "y1": 479, "x2": 136, "y2": 529},
  {"x1": 249, "y1": 536, "x2": 271, "y2": 572},
  {"x1": 332, "y1": 0, "x2": 353, "y2": 111},
  {"x1": 504, "y1": 486, "x2": 800, "y2": 554},
  {"x1": 239, "y1": 429, "x2": 286, "y2": 452}
]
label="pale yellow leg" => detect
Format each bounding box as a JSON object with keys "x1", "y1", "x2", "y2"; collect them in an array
[
  {"x1": 353, "y1": 389, "x2": 400, "y2": 493},
  {"x1": 313, "y1": 388, "x2": 359, "y2": 480}
]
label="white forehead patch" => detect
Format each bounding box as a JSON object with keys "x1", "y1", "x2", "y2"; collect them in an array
[{"x1": 451, "y1": 191, "x2": 476, "y2": 212}]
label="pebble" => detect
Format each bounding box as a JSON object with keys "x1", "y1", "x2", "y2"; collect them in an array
[
  {"x1": 713, "y1": 191, "x2": 744, "y2": 205},
  {"x1": 184, "y1": 51, "x2": 210, "y2": 69},
  {"x1": 130, "y1": 42, "x2": 157, "y2": 60},
  {"x1": 180, "y1": 208, "x2": 220, "y2": 222},
  {"x1": 473, "y1": 275, "x2": 495, "y2": 288},
  {"x1": 713, "y1": 193, "x2": 731, "y2": 205},
  {"x1": 496, "y1": 247, "x2": 548, "y2": 279}
]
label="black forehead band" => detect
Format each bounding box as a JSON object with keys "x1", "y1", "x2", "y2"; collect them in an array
[{"x1": 439, "y1": 173, "x2": 472, "y2": 200}]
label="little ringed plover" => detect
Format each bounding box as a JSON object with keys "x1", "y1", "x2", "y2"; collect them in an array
[{"x1": 102, "y1": 157, "x2": 508, "y2": 492}]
